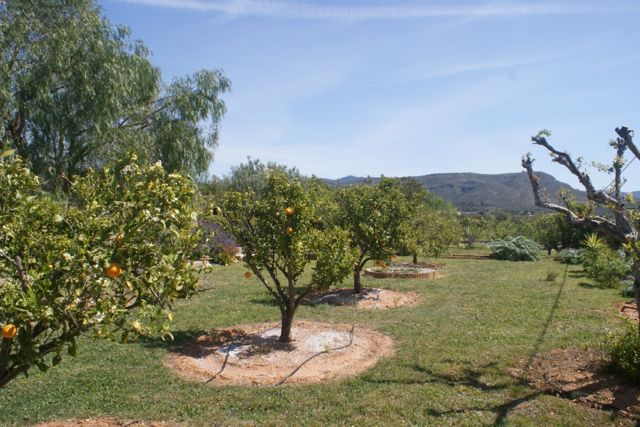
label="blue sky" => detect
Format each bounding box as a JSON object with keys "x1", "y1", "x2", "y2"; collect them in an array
[{"x1": 100, "y1": 0, "x2": 640, "y2": 189}]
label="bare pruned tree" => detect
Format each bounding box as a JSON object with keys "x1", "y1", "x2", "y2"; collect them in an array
[{"x1": 522, "y1": 126, "x2": 640, "y2": 323}]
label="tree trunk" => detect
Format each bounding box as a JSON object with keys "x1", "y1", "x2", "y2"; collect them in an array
[
  {"x1": 279, "y1": 306, "x2": 295, "y2": 343},
  {"x1": 413, "y1": 253, "x2": 418, "y2": 264},
  {"x1": 354, "y1": 264, "x2": 362, "y2": 294}
]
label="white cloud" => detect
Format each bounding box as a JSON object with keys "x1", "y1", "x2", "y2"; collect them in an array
[{"x1": 110, "y1": 0, "x2": 630, "y2": 19}]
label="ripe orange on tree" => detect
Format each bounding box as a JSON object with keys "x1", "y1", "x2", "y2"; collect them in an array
[
  {"x1": 286, "y1": 227, "x2": 294, "y2": 235},
  {"x1": 105, "y1": 263, "x2": 122, "y2": 278},
  {"x1": 285, "y1": 207, "x2": 294, "y2": 216},
  {"x1": 2, "y1": 324, "x2": 17, "y2": 339}
]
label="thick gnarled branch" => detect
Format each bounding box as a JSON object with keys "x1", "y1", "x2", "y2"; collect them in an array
[{"x1": 521, "y1": 153, "x2": 629, "y2": 243}]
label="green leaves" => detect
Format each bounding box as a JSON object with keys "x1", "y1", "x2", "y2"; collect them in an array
[
  {"x1": 219, "y1": 171, "x2": 354, "y2": 334},
  {"x1": 335, "y1": 178, "x2": 407, "y2": 266},
  {"x1": 1, "y1": 0, "x2": 229, "y2": 189},
  {"x1": 488, "y1": 236, "x2": 542, "y2": 261},
  {"x1": 0, "y1": 157, "x2": 199, "y2": 388},
  {"x1": 0, "y1": 148, "x2": 15, "y2": 159}
]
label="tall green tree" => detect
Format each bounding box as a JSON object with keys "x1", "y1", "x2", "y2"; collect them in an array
[
  {"x1": 0, "y1": 0, "x2": 229, "y2": 189},
  {"x1": 335, "y1": 178, "x2": 407, "y2": 294},
  {"x1": 219, "y1": 171, "x2": 354, "y2": 342}
]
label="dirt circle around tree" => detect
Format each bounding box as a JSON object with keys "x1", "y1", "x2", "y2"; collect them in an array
[
  {"x1": 619, "y1": 300, "x2": 638, "y2": 322},
  {"x1": 514, "y1": 348, "x2": 640, "y2": 418},
  {"x1": 305, "y1": 287, "x2": 420, "y2": 309},
  {"x1": 164, "y1": 320, "x2": 394, "y2": 386},
  {"x1": 364, "y1": 262, "x2": 441, "y2": 279}
]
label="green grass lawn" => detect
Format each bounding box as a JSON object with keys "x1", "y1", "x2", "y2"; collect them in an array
[{"x1": 0, "y1": 254, "x2": 634, "y2": 426}]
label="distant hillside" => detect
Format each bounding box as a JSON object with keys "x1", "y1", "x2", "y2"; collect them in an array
[{"x1": 323, "y1": 172, "x2": 587, "y2": 213}]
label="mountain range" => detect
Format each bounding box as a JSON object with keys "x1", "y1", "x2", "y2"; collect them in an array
[{"x1": 322, "y1": 172, "x2": 589, "y2": 213}]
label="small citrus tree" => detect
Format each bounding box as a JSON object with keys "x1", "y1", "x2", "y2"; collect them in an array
[
  {"x1": 398, "y1": 180, "x2": 461, "y2": 263},
  {"x1": 0, "y1": 156, "x2": 200, "y2": 388},
  {"x1": 219, "y1": 171, "x2": 354, "y2": 343},
  {"x1": 407, "y1": 207, "x2": 462, "y2": 264},
  {"x1": 335, "y1": 178, "x2": 407, "y2": 294}
]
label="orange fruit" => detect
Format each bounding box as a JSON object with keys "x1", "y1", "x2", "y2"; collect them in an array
[
  {"x1": 285, "y1": 207, "x2": 294, "y2": 216},
  {"x1": 244, "y1": 271, "x2": 252, "y2": 279},
  {"x1": 2, "y1": 324, "x2": 17, "y2": 339},
  {"x1": 286, "y1": 227, "x2": 294, "y2": 235},
  {"x1": 105, "y1": 263, "x2": 122, "y2": 278},
  {"x1": 115, "y1": 234, "x2": 124, "y2": 246}
]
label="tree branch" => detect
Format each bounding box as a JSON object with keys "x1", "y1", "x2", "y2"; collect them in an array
[{"x1": 522, "y1": 153, "x2": 629, "y2": 243}]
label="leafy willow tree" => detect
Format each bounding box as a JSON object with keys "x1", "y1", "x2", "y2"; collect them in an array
[
  {"x1": 522, "y1": 127, "x2": 640, "y2": 322},
  {"x1": 335, "y1": 178, "x2": 407, "y2": 294},
  {"x1": 219, "y1": 171, "x2": 354, "y2": 343},
  {"x1": 0, "y1": 155, "x2": 201, "y2": 388},
  {"x1": 0, "y1": 0, "x2": 229, "y2": 189}
]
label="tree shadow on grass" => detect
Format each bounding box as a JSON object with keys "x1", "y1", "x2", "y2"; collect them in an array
[
  {"x1": 568, "y1": 270, "x2": 588, "y2": 279},
  {"x1": 137, "y1": 328, "x2": 209, "y2": 349},
  {"x1": 364, "y1": 265, "x2": 571, "y2": 426},
  {"x1": 578, "y1": 281, "x2": 604, "y2": 289}
]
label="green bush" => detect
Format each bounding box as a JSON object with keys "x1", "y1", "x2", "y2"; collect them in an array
[
  {"x1": 553, "y1": 248, "x2": 583, "y2": 265},
  {"x1": 487, "y1": 236, "x2": 541, "y2": 261},
  {"x1": 0, "y1": 156, "x2": 200, "y2": 388},
  {"x1": 580, "y1": 234, "x2": 630, "y2": 288},
  {"x1": 606, "y1": 323, "x2": 640, "y2": 383},
  {"x1": 583, "y1": 252, "x2": 629, "y2": 288}
]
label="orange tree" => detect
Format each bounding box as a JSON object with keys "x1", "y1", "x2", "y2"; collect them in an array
[
  {"x1": 0, "y1": 155, "x2": 200, "y2": 388},
  {"x1": 399, "y1": 179, "x2": 461, "y2": 263},
  {"x1": 218, "y1": 171, "x2": 354, "y2": 343},
  {"x1": 335, "y1": 178, "x2": 408, "y2": 294}
]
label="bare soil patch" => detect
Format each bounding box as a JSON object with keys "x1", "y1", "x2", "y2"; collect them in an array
[
  {"x1": 33, "y1": 418, "x2": 177, "y2": 427},
  {"x1": 305, "y1": 287, "x2": 420, "y2": 309},
  {"x1": 165, "y1": 320, "x2": 394, "y2": 386},
  {"x1": 364, "y1": 262, "x2": 440, "y2": 279},
  {"x1": 518, "y1": 348, "x2": 640, "y2": 418},
  {"x1": 619, "y1": 301, "x2": 638, "y2": 322}
]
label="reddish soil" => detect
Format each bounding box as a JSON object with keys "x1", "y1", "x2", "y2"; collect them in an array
[
  {"x1": 33, "y1": 419, "x2": 178, "y2": 427},
  {"x1": 165, "y1": 320, "x2": 394, "y2": 386},
  {"x1": 305, "y1": 287, "x2": 420, "y2": 309},
  {"x1": 517, "y1": 348, "x2": 640, "y2": 418},
  {"x1": 619, "y1": 301, "x2": 639, "y2": 322}
]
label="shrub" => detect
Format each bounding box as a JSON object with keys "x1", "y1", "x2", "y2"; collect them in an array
[
  {"x1": 606, "y1": 323, "x2": 640, "y2": 383},
  {"x1": 553, "y1": 248, "x2": 583, "y2": 265},
  {"x1": 580, "y1": 234, "x2": 631, "y2": 288},
  {"x1": 0, "y1": 156, "x2": 200, "y2": 388},
  {"x1": 194, "y1": 219, "x2": 238, "y2": 265},
  {"x1": 488, "y1": 236, "x2": 541, "y2": 261},
  {"x1": 582, "y1": 251, "x2": 629, "y2": 288}
]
